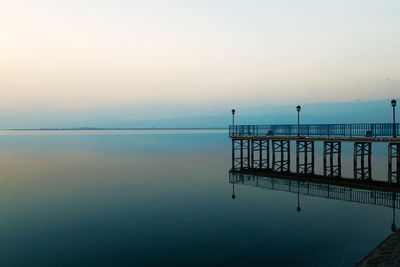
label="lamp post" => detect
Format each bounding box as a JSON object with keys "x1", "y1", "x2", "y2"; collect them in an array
[
  {"x1": 296, "y1": 105, "x2": 301, "y2": 137},
  {"x1": 392, "y1": 99, "x2": 397, "y2": 138},
  {"x1": 231, "y1": 109, "x2": 236, "y2": 136}
]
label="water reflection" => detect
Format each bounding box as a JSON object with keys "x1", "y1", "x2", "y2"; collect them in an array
[
  {"x1": 0, "y1": 131, "x2": 396, "y2": 266},
  {"x1": 297, "y1": 181, "x2": 301, "y2": 212},
  {"x1": 392, "y1": 193, "x2": 397, "y2": 232},
  {"x1": 230, "y1": 170, "x2": 400, "y2": 209},
  {"x1": 229, "y1": 168, "x2": 400, "y2": 264}
]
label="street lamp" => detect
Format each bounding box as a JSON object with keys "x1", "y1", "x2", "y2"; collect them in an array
[
  {"x1": 231, "y1": 109, "x2": 236, "y2": 136},
  {"x1": 392, "y1": 99, "x2": 397, "y2": 138},
  {"x1": 296, "y1": 105, "x2": 301, "y2": 137}
]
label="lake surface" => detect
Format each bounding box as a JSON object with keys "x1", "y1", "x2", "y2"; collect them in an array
[{"x1": 0, "y1": 130, "x2": 396, "y2": 266}]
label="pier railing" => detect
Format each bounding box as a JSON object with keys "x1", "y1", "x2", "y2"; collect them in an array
[{"x1": 229, "y1": 123, "x2": 400, "y2": 137}]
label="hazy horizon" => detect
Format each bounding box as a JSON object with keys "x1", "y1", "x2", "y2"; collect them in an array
[{"x1": 0, "y1": 98, "x2": 398, "y2": 129}]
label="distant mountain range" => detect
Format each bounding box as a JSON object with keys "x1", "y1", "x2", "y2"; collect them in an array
[{"x1": 1, "y1": 99, "x2": 398, "y2": 129}]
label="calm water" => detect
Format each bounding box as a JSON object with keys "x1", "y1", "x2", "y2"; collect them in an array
[{"x1": 0, "y1": 130, "x2": 395, "y2": 266}]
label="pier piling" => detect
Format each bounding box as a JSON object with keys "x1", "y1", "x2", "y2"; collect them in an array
[
  {"x1": 296, "y1": 140, "x2": 315, "y2": 175},
  {"x1": 272, "y1": 140, "x2": 290, "y2": 172},
  {"x1": 354, "y1": 142, "x2": 372, "y2": 180},
  {"x1": 389, "y1": 143, "x2": 400, "y2": 183},
  {"x1": 323, "y1": 141, "x2": 342, "y2": 178}
]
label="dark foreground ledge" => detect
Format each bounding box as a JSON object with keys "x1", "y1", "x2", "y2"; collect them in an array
[{"x1": 356, "y1": 230, "x2": 400, "y2": 267}]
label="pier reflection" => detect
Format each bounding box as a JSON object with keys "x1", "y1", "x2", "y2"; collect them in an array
[
  {"x1": 229, "y1": 170, "x2": 400, "y2": 210},
  {"x1": 229, "y1": 168, "x2": 400, "y2": 265}
]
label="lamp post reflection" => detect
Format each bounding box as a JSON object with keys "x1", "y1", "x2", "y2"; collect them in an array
[
  {"x1": 392, "y1": 193, "x2": 397, "y2": 232},
  {"x1": 297, "y1": 181, "x2": 301, "y2": 212}
]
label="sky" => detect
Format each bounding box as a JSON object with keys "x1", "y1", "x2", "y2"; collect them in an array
[{"x1": 0, "y1": 0, "x2": 400, "y2": 127}]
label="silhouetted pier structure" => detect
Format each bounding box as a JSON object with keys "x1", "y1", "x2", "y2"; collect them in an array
[{"x1": 230, "y1": 123, "x2": 400, "y2": 184}]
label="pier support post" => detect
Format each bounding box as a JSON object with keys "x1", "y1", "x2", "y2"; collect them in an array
[
  {"x1": 232, "y1": 139, "x2": 251, "y2": 170},
  {"x1": 388, "y1": 143, "x2": 400, "y2": 184},
  {"x1": 323, "y1": 141, "x2": 342, "y2": 178},
  {"x1": 354, "y1": 142, "x2": 372, "y2": 180},
  {"x1": 232, "y1": 139, "x2": 234, "y2": 169},
  {"x1": 296, "y1": 140, "x2": 315, "y2": 175},
  {"x1": 251, "y1": 139, "x2": 270, "y2": 170},
  {"x1": 272, "y1": 140, "x2": 290, "y2": 172}
]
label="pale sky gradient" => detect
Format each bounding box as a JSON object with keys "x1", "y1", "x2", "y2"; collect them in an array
[{"x1": 0, "y1": 0, "x2": 400, "y2": 115}]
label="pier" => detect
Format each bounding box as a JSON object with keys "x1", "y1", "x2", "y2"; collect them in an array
[
  {"x1": 229, "y1": 120, "x2": 400, "y2": 265},
  {"x1": 230, "y1": 123, "x2": 400, "y2": 184}
]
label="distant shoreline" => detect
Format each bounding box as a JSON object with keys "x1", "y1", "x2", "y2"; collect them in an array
[{"x1": 5, "y1": 127, "x2": 228, "y2": 131}]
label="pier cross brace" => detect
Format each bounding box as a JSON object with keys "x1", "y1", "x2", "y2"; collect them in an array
[
  {"x1": 296, "y1": 140, "x2": 315, "y2": 175},
  {"x1": 353, "y1": 142, "x2": 372, "y2": 180},
  {"x1": 232, "y1": 139, "x2": 250, "y2": 170},
  {"x1": 251, "y1": 139, "x2": 270, "y2": 170},
  {"x1": 272, "y1": 140, "x2": 290, "y2": 172},
  {"x1": 323, "y1": 141, "x2": 342, "y2": 178},
  {"x1": 388, "y1": 143, "x2": 400, "y2": 184}
]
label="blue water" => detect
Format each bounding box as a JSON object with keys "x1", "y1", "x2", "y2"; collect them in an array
[{"x1": 0, "y1": 130, "x2": 395, "y2": 266}]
